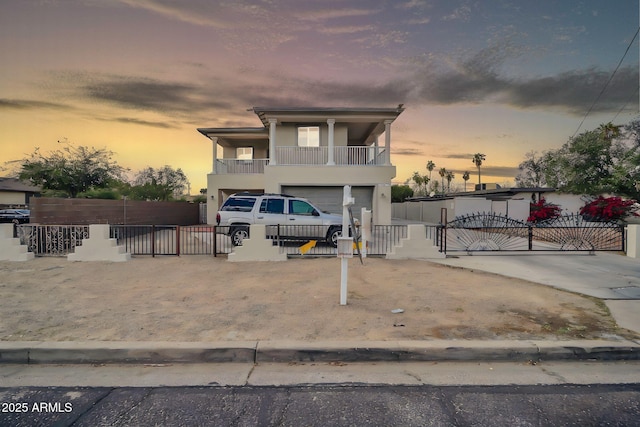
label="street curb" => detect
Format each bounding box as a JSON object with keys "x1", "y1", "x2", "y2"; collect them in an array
[{"x1": 1, "y1": 340, "x2": 639, "y2": 365}]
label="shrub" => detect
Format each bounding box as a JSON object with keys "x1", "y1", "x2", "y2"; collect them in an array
[
  {"x1": 579, "y1": 196, "x2": 638, "y2": 222},
  {"x1": 528, "y1": 198, "x2": 561, "y2": 223}
]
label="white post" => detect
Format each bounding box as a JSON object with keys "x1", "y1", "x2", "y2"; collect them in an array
[
  {"x1": 384, "y1": 120, "x2": 392, "y2": 165},
  {"x1": 339, "y1": 185, "x2": 355, "y2": 305},
  {"x1": 268, "y1": 118, "x2": 277, "y2": 165},
  {"x1": 327, "y1": 119, "x2": 335, "y2": 165},
  {"x1": 361, "y1": 207, "x2": 371, "y2": 258},
  {"x1": 211, "y1": 137, "x2": 218, "y2": 173}
]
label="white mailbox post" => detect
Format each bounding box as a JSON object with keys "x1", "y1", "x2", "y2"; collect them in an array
[{"x1": 338, "y1": 185, "x2": 355, "y2": 305}]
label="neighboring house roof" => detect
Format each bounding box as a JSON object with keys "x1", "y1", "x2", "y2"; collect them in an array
[
  {"x1": 197, "y1": 106, "x2": 405, "y2": 146},
  {"x1": 196, "y1": 127, "x2": 268, "y2": 147},
  {"x1": 409, "y1": 187, "x2": 557, "y2": 202},
  {"x1": 0, "y1": 177, "x2": 40, "y2": 193}
]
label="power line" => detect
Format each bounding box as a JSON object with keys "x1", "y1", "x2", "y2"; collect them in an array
[
  {"x1": 611, "y1": 85, "x2": 640, "y2": 123},
  {"x1": 571, "y1": 26, "x2": 640, "y2": 139}
]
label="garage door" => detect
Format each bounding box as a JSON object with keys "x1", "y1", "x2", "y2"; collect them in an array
[{"x1": 282, "y1": 186, "x2": 373, "y2": 220}]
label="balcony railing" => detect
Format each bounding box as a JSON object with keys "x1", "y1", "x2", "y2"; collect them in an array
[
  {"x1": 276, "y1": 146, "x2": 386, "y2": 166},
  {"x1": 215, "y1": 159, "x2": 268, "y2": 174},
  {"x1": 215, "y1": 146, "x2": 388, "y2": 174}
]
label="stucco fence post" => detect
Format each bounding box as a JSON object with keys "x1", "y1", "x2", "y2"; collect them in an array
[
  {"x1": 67, "y1": 224, "x2": 130, "y2": 262},
  {"x1": 0, "y1": 223, "x2": 34, "y2": 261},
  {"x1": 627, "y1": 224, "x2": 640, "y2": 259},
  {"x1": 228, "y1": 224, "x2": 287, "y2": 262},
  {"x1": 386, "y1": 224, "x2": 445, "y2": 260}
]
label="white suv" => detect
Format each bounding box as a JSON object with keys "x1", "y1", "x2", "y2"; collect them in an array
[{"x1": 216, "y1": 193, "x2": 347, "y2": 247}]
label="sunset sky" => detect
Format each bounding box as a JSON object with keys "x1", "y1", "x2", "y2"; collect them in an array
[{"x1": 1, "y1": 0, "x2": 639, "y2": 193}]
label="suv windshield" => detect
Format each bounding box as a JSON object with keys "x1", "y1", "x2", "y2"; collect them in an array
[{"x1": 221, "y1": 197, "x2": 256, "y2": 212}]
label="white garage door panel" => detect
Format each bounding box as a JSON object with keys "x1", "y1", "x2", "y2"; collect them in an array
[{"x1": 282, "y1": 186, "x2": 373, "y2": 219}]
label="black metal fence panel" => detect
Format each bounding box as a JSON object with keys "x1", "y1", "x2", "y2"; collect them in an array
[
  {"x1": 368, "y1": 225, "x2": 407, "y2": 255},
  {"x1": 179, "y1": 225, "x2": 234, "y2": 256},
  {"x1": 266, "y1": 225, "x2": 338, "y2": 256},
  {"x1": 442, "y1": 213, "x2": 625, "y2": 253},
  {"x1": 110, "y1": 225, "x2": 178, "y2": 256}
]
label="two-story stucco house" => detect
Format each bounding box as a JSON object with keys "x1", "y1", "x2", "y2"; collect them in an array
[{"x1": 197, "y1": 106, "x2": 405, "y2": 225}]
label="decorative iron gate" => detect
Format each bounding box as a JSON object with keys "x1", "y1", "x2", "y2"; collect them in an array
[
  {"x1": 16, "y1": 224, "x2": 89, "y2": 256},
  {"x1": 442, "y1": 213, "x2": 625, "y2": 253}
]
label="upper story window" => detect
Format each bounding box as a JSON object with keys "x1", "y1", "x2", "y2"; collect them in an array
[
  {"x1": 297, "y1": 126, "x2": 319, "y2": 147},
  {"x1": 237, "y1": 147, "x2": 253, "y2": 160}
]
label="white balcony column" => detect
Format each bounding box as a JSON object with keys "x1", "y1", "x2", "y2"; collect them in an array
[
  {"x1": 268, "y1": 118, "x2": 277, "y2": 165},
  {"x1": 373, "y1": 136, "x2": 379, "y2": 164},
  {"x1": 327, "y1": 118, "x2": 336, "y2": 165},
  {"x1": 211, "y1": 137, "x2": 218, "y2": 174},
  {"x1": 384, "y1": 120, "x2": 393, "y2": 165}
]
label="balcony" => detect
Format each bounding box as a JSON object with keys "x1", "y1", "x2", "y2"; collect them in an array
[{"x1": 214, "y1": 146, "x2": 388, "y2": 174}]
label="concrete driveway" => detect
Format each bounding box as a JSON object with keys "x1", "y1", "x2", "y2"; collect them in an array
[{"x1": 430, "y1": 252, "x2": 640, "y2": 335}]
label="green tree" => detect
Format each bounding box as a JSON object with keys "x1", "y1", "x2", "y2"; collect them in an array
[
  {"x1": 472, "y1": 153, "x2": 486, "y2": 187},
  {"x1": 544, "y1": 130, "x2": 614, "y2": 195},
  {"x1": 520, "y1": 121, "x2": 640, "y2": 198},
  {"x1": 130, "y1": 165, "x2": 189, "y2": 201},
  {"x1": 516, "y1": 151, "x2": 546, "y2": 188},
  {"x1": 391, "y1": 184, "x2": 414, "y2": 202},
  {"x1": 18, "y1": 143, "x2": 124, "y2": 198},
  {"x1": 598, "y1": 122, "x2": 621, "y2": 141}
]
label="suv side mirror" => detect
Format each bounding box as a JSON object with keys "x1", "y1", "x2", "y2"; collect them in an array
[{"x1": 312, "y1": 209, "x2": 320, "y2": 216}]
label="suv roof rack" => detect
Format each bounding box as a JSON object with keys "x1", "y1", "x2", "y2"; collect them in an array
[{"x1": 234, "y1": 192, "x2": 297, "y2": 198}]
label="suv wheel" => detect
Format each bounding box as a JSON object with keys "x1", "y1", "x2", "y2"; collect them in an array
[
  {"x1": 326, "y1": 226, "x2": 342, "y2": 248},
  {"x1": 230, "y1": 226, "x2": 249, "y2": 246}
]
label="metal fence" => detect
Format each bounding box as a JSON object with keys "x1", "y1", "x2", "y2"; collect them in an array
[
  {"x1": 442, "y1": 213, "x2": 625, "y2": 253},
  {"x1": 14, "y1": 219, "x2": 624, "y2": 258},
  {"x1": 109, "y1": 225, "x2": 235, "y2": 256},
  {"x1": 16, "y1": 224, "x2": 89, "y2": 256}
]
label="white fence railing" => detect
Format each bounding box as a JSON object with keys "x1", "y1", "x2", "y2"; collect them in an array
[
  {"x1": 216, "y1": 147, "x2": 387, "y2": 173},
  {"x1": 215, "y1": 159, "x2": 268, "y2": 174}
]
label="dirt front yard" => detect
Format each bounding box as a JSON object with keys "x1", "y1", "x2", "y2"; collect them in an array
[{"x1": 0, "y1": 256, "x2": 636, "y2": 342}]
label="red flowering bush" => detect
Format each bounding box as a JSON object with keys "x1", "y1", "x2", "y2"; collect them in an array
[
  {"x1": 528, "y1": 198, "x2": 561, "y2": 223},
  {"x1": 580, "y1": 196, "x2": 639, "y2": 222}
]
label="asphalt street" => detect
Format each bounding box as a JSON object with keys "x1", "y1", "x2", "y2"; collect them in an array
[
  {"x1": 2, "y1": 361, "x2": 640, "y2": 425},
  {"x1": 2, "y1": 383, "x2": 639, "y2": 426}
]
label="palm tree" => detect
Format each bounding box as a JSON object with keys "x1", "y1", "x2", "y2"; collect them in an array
[
  {"x1": 411, "y1": 171, "x2": 429, "y2": 196},
  {"x1": 462, "y1": 171, "x2": 470, "y2": 192},
  {"x1": 598, "y1": 122, "x2": 620, "y2": 141},
  {"x1": 445, "y1": 170, "x2": 455, "y2": 193},
  {"x1": 438, "y1": 167, "x2": 447, "y2": 195},
  {"x1": 426, "y1": 160, "x2": 435, "y2": 182},
  {"x1": 472, "y1": 153, "x2": 486, "y2": 188}
]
